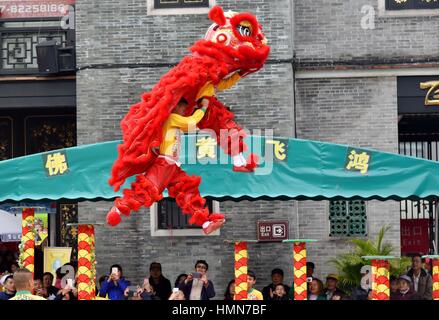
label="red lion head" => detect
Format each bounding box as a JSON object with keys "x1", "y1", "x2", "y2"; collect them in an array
[{"x1": 200, "y1": 6, "x2": 270, "y2": 77}]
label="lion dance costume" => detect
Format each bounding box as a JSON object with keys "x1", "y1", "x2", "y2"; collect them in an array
[{"x1": 107, "y1": 6, "x2": 270, "y2": 234}]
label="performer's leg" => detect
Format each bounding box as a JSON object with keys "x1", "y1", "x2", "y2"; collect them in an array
[
  {"x1": 107, "y1": 157, "x2": 174, "y2": 226},
  {"x1": 168, "y1": 169, "x2": 225, "y2": 234}
]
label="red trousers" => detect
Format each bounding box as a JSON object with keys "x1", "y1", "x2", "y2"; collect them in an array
[{"x1": 114, "y1": 156, "x2": 210, "y2": 226}]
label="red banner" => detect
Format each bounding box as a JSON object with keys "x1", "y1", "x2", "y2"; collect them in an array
[
  {"x1": 401, "y1": 219, "x2": 430, "y2": 255},
  {"x1": 0, "y1": 0, "x2": 74, "y2": 19}
]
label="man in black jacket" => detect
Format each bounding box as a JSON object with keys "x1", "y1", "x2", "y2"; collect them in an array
[
  {"x1": 178, "y1": 260, "x2": 216, "y2": 300},
  {"x1": 262, "y1": 268, "x2": 291, "y2": 300},
  {"x1": 406, "y1": 254, "x2": 432, "y2": 300},
  {"x1": 148, "y1": 262, "x2": 172, "y2": 300}
]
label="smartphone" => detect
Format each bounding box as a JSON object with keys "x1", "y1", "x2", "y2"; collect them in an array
[
  {"x1": 67, "y1": 278, "x2": 74, "y2": 288},
  {"x1": 112, "y1": 267, "x2": 118, "y2": 275},
  {"x1": 127, "y1": 285, "x2": 137, "y2": 292},
  {"x1": 143, "y1": 278, "x2": 149, "y2": 286},
  {"x1": 192, "y1": 272, "x2": 201, "y2": 279},
  {"x1": 173, "y1": 288, "x2": 179, "y2": 293}
]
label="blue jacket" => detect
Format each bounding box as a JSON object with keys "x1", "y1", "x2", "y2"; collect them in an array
[
  {"x1": 0, "y1": 291, "x2": 15, "y2": 300},
  {"x1": 99, "y1": 277, "x2": 130, "y2": 300}
]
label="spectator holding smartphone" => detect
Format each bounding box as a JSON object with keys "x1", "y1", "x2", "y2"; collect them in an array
[
  {"x1": 148, "y1": 262, "x2": 172, "y2": 300},
  {"x1": 178, "y1": 260, "x2": 215, "y2": 300},
  {"x1": 131, "y1": 278, "x2": 160, "y2": 300},
  {"x1": 99, "y1": 264, "x2": 130, "y2": 300},
  {"x1": 33, "y1": 278, "x2": 47, "y2": 297},
  {"x1": 169, "y1": 288, "x2": 186, "y2": 300},
  {"x1": 54, "y1": 279, "x2": 78, "y2": 300}
]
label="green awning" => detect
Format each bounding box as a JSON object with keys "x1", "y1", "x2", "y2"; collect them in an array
[{"x1": 0, "y1": 135, "x2": 438, "y2": 203}]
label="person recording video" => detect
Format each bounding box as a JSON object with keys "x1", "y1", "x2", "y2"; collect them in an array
[
  {"x1": 99, "y1": 264, "x2": 130, "y2": 300},
  {"x1": 178, "y1": 260, "x2": 215, "y2": 300}
]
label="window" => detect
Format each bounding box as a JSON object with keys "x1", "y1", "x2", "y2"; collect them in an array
[
  {"x1": 150, "y1": 198, "x2": 220, "y2": 236},
  {"x1": 0, "y1": 117, "x2": 13, "y2": 160},
  {"x1": 385, "y1": 0, "x2": 439, "y2": 10},
  {"x1": 154, "y1": 0, "x2": 209, "y2": 9},
  {"x1": 378, "y1": 0, "x2": 439, "y2": 16},
  {"x1": 329, "y1": 200, "x2": 367, "y2": 237},
  {"x1": 0, "y1": 20, "x2": 73, "y2": 75},
  {"x1": 146, "y1": 0, "x2": 215, "y2": 16}
]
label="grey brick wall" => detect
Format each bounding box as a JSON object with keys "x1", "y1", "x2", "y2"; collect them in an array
[
  {"x1": 294, "y1": 0, "x2": 439, "y2": 65},
  {"x1": 295, "y1": 77, "x2": 401, "y2": 279},
  {"x1": 75, "y1": 0, "x2": 293, "y2": 67}
]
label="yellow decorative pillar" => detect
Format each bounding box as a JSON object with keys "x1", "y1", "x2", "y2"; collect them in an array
[
  {"x1": 20, "y1": 208, "x2": 35, "y2": 278},
  {"x1": 283, "y1": 239, "x2": 317, "y2": 300},
  {"x1": 77, "y1": 224, "x2": 96, "y2": 300},
  {"x1": 234, "y1": 241, "x2": 248, "y2": 300},
  {"x1": 363, "y1": 256, "x2": 394, "y2": 300}
]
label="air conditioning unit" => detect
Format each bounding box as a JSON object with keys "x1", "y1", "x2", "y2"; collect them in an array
[{"x1": 36, "y1": 40, "x2": 76, "y2": 74}]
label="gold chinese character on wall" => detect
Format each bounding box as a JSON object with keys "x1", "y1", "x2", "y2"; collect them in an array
[
  {"x1": 196, "y1": 136, "x2": 217, "y2": 159},
  {"x1": 420, "y1": 81, "x2": 439, "y2": 106},
  {"x1": 266, "y1": 139, "x2": 288, "y2": 161},
  {"x1": 43, "y1": 151, "x2": 69, "y2": 176},
  {"x1": 345, "y1": 148, "x2": 371, "y2": 175}
]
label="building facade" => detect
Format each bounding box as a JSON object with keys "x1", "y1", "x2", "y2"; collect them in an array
[
  {"x1": 72, "y1": 0, "x2": 439, "y2": 296},
  {"x1": 0, "y1": 0, "x2": 78, "y2": 277}
]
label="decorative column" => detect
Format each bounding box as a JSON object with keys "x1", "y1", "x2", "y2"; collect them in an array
[
  {"x1": 283, "y1": 239, "x2": 317, "y2": 300},
  {"x1": 293, "y1": 242, "x2": 307, "y2": 300},
  {"x1": 20, "y1": 208, "x2": 35, "y2": 277},
  {"x1": 234, "y1": 241, "x2": 248, "y2": 300},
  {"x1": 423, "y1": 255, "x2": 439, "y2": 300},
  {"x1": 77, "y1": 224, "x2": 96, "y2": 300},
  {"x1": 363, "y1": 256, "x2": 394, "y2": 300}
]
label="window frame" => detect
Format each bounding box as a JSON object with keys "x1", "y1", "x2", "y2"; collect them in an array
[
  {"x1": 146, "y1": 0, "x2": 215, "y2": 16},
  {"x1": 378, "y1": 0, "x2": 439, "y2": 17},
  {"x1": 150, "y1": 200, "x2": 221, "y2": 236}
]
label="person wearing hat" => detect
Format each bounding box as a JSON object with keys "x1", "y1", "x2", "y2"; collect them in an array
[
  {"x1": 148, "y1": 262, "x2": 172, "y2": 300},
  {"x1": 262, "y1": 268, "x2": 291, "y2": 300},
  {"x1": 0, "y1": 274, "x2": 16, "y2": 300},
  {"x1": 391, "y1": 275, "x2": 415, "y2": 300},
  {"x1": 323, "y1": 273, "x2": 345, "y2": 300}
]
